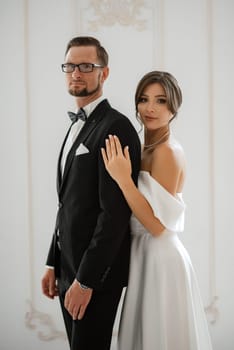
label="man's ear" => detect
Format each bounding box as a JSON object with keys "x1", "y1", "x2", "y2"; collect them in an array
[{"x1": 101, "y1": 66, "x2": 109, "y2": 82}]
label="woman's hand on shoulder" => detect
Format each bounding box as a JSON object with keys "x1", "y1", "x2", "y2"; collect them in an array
[{"x1": 101, "y1": 135, "x2": 132, "y2": 188}]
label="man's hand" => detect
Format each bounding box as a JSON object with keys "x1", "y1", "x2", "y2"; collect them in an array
[
  {"x1": 41, "y1": 268, "x2": 58, "y2": 299},
  {"x1": 64, "y1": 279, "x2": 93, "y2": 320}
]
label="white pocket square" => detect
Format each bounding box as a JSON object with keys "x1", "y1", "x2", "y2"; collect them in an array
[{"x1": 75, "y1": 143, "x2": 90, "y2": 156}]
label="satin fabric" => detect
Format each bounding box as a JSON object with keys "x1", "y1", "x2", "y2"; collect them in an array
[{"x1": 117, "y1": 171, "x2": 213, "y2": 350}]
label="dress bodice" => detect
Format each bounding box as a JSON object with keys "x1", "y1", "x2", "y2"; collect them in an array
[{"x1": 131, "y1": 171, "x2": 186, "y2": 235}]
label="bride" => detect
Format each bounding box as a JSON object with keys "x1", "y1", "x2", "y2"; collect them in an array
[{"x1": 101, "y1": 71, "x2": 213, "y2": 350}]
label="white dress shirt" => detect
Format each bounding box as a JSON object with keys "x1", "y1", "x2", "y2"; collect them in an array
[{"x1": 60, "y1": 96, "x2": 105, "y2": 175}]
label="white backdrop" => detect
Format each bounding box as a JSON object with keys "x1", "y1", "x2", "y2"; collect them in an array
[{"x1": 0, "y1": 0, "x2": 233, "y2": 349}]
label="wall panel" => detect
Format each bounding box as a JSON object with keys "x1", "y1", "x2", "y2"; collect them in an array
[{"x1": 0, "y1": 0, "x2": 234, "y2": 349}]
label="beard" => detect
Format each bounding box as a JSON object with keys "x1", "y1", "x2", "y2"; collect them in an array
[
  {"x1": 68, "y1": 83, "x2": 100, "y2": 97},
  {"x1": 68, "y1": 74, "x2": 102, "y2": 97}
]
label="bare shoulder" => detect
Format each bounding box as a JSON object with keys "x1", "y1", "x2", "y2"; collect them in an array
[
  {"x1": 151, "y1": 139, "x2": 185, "y2": 194},
  {"x1": 154, "y1": 139, "x2": 184, "y2": 165}
]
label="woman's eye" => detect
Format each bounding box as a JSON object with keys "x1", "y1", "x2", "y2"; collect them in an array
[
  {"x1": 157, "y1": 98, "x2": 167, "y2": 104},
  {"x1": 138, "y1": 97, "x2": 147, "y2": 103}
]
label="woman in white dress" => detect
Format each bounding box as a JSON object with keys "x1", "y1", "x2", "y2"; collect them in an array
[{"x1": 101, "y1": 71, "x2": 213, "y2": 350}]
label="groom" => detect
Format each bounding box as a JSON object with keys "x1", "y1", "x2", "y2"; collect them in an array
[{"x1": 41, "y1": 36, "x2": 141, "y2": 350}]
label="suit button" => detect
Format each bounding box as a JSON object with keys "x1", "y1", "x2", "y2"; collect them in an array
[{"x1": 58, "y1": 202, "x2": 63, "y2": 208}]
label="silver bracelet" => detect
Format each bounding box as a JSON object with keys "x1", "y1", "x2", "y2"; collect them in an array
[{"x1": 79, "y1": 282, "x2": 90, "y2": 290}]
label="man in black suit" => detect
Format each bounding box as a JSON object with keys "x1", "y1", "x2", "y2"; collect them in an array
[{"x1": 41, "y1": 36, "x2": 141, "y2": 350}]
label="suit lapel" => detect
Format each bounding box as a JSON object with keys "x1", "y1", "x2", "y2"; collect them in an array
[
  {"x1": 56, "y1": 123, "x2": 73, "y2": 193},
  {"x1": 58, "y1": 100, "x2": 110, "y2": 195}
]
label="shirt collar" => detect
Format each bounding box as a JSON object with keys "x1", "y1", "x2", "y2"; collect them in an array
[{"x1": 78, "y1": 96, "x2": 106, "y2": 118}]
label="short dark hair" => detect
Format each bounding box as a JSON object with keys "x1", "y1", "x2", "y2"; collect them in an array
[{"x1": 65, "y1": 36, "x2": 108, "y2": 66}]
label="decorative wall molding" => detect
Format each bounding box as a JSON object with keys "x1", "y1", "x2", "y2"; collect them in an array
[
  {"x1": 23, "y1": 0, "x2": 36, "y2": 302},
  {"x1": 152, "y1": 0, "x2": 164, "y2": 69},
  {"x1": 87, "y1": 0, "x2": 148, "y2": 31},
  {"x1": 23, "y1": 0, "x2": 66, "y2": 341},
  {"x1": 205, "y1": 296, "x2": 219, "y2": 324},
  {"x1": 205, "y1": 0, "x2": 219, "y2": 324},
  {"x1": 25, "y1": 300, "x2": 66, "y2": 341}
]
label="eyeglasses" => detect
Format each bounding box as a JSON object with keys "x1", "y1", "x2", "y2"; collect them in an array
[{"x1": 61, "y1": 63, "x2": 104, "y2": 73}]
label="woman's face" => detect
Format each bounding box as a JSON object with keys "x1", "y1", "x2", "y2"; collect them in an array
[{"x1": 137, "y1": 83, "x2": 173, "y2": 131}]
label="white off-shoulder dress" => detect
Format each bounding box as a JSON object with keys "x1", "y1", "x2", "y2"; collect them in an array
[{"x1": 117, "y1": 171, "x2": 212, "y2": 350}]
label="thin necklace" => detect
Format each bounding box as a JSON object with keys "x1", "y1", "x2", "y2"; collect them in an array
[
  {"x1": 144, "y1": 133, "x2": 169, "y2": 148},
  {"x1": 144, "y1": 140, "x2": 161, "y2": 148}
]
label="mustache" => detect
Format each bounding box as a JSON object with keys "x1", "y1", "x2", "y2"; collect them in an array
[{"x1": 71, "y1": 79, "x2": 86, "y2": 83}]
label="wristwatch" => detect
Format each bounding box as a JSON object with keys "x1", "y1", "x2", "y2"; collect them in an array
[{"x1": 79, "y1": 282, "x2": 90, "y2": 290}]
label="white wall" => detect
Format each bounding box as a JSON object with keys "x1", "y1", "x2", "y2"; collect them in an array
[{"x1": 0, "y1": 0, "x2": 233, "y2": 349}]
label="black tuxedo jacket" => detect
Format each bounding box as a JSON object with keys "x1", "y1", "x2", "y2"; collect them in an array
[{"x1": 46, "y1": 99, "x2": 141, "y2": 291}]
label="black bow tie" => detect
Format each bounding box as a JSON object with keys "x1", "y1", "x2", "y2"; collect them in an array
[{"x1": 68, "y1": 108, "x2": 87, "y2": 123}]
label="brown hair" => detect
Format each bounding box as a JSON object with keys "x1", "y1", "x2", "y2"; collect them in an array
[{"x1": 65, "y1": 36, "x2": 108, "y2": 66}]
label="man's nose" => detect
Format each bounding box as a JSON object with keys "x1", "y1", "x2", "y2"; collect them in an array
[{"x1": 72, "y1": 66, "x2": 81, "y2": 78}]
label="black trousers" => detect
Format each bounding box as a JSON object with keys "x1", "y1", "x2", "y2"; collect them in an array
[{"x1": 58, "y1": 275, "x2": 123, "y2": 350}]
